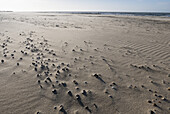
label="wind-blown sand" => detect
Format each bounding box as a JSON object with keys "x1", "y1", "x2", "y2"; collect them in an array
[{"x1": 0, "y1": 12, "x2": 170, "y2": 114}]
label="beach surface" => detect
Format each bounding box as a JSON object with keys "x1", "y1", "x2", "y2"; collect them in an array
[{"x1": 0, "y1": 12, "x2": 170, "y2": 114}]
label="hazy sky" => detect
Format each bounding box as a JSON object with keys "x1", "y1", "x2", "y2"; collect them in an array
[{"x1": 0, "y1": 0, "x2": 170, "y2": 12}]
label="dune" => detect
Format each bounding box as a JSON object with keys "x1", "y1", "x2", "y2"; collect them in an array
[{"x1": 0, "y1": 12, "x2": 170, "y2": 114}]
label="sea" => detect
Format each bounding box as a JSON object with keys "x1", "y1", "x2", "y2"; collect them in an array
[{"x1": 40, "y1": 11, "x2": 170, "y2": 17}]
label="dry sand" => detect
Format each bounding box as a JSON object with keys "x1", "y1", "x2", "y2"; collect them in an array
[{"x1": 0, "y1": 12, "x2": 170, "y2": 114}]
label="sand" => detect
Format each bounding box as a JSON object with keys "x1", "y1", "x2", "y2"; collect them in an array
[{"x1": 0, "y1": 12, "x2": 170, "y2": 114}]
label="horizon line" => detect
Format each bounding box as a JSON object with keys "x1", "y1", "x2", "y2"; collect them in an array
[{"x1": 1, "y1": 10, "x2": 170, "y2": 13}]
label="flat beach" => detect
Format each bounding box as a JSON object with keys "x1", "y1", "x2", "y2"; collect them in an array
[{"x1": 0, "y1": 12, "x2": 170, "y2": 114}]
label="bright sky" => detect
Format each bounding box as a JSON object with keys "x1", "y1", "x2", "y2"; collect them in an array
[{"x1": 0, "y1": 0, "x2": 170, "y2": 12}]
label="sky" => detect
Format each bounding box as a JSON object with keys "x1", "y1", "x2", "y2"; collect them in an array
[{"x1": 0, "y1": 0, "x2": 170, "y2": 12}]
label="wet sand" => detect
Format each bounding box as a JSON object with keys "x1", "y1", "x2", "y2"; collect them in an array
[{"x1": 0, "y1": 12, "x2": 170, "y2": 114}]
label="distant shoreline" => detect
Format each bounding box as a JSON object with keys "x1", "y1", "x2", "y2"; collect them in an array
[
  {"x1": 35, "y1": 11, "x2": 170, "y2": 17},
  {"x1": 1, "y1": 11, "x2": 170, "y2": 17},
  {"x1": 0, "y1": 11, "x2": 13, "y2": 12}
]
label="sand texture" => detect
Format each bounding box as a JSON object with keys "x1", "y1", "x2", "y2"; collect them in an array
[{"x1": 0, "y1": 12, "x2": 170, "y2": 114}]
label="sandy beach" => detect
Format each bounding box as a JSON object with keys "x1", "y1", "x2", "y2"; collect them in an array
[{"x1": 0, "y1": 12, "x2": 170, "y2": 114}]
